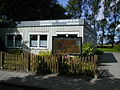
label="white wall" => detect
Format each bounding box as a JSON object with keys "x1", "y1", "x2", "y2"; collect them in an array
[
  {"x1": 1, "y1": 25, "x2": 97, "y2": 54},
  {"x1": 1, "y1": 25, "x2": 83, "y2": 54}
]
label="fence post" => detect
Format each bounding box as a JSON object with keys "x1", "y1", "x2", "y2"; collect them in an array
[
  {"x1": 93, "y1": 55, "x2": 97, "y2": 79},
  {"x1": 57, "y1": 55, "x2": 62, "y2": 75},
  {"x1": 90, "y1": 55, "x2": 91, "y2": 62},
  {"x1": 1, "y1": 52, "x2": 4, "y2": 69},
  {"x1": 27, "y1": 53, "x2": 30, "y2": 71}
]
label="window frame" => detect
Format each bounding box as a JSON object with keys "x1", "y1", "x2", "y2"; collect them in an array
[
  {"x1": 6, "y1": 33, "x2": 23, "y2": 48},
  {"x1": 28, "y1": 33, "x2": 48, "y2": 49}
]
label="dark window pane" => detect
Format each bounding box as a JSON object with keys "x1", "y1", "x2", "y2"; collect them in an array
[
  {"x1": 68, "y1": 34, "x2": 77, "y2": 37},
  {"x1": 40, "y1": 35, "x2": 47, "y2": 40},
  {"x1": 30, "y1": 35, "x2": 37, "y2": 40},
  {"x1": 15, "y1": 35, "x2": 22, "y2": 47},
  {"x1": 15, "y1": 35, "x2": 22, "y2": 40},
  {"x1": 30, "y1": 35, "x2": 38, "y2": 47},
  {"x1": 57, "y1": 34, "x2": 66, "y2": 37},
  {"x1": 39, "y1": 35, "x2": 47, "y2": 47},
  {"x1": 7, "y1": 35, "x2": 14, "y2": 47}
]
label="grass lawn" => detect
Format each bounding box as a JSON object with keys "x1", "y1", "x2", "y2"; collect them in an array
[{"x1": 97, "y1": 48, "x2": 120, "y2": 53}]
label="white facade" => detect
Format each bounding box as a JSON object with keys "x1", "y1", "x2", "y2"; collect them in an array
[{"x1": 0, "y1": 19, "x2": 96, "y2": 54}]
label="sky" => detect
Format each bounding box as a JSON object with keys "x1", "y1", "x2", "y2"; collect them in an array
[
  {"x1": 58, "y1": 0, "x2": 104, "y2": 20},
  {"x1": 96, "y1": 0, "x2": 104, "y2": 20},
  {"x1": 57, "y1": 0, "x2": 68, "y2": 7}
]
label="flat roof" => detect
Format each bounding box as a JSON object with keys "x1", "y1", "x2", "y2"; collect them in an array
[
  {"x1": 0, "y1": 19, "x2": 91, "y2": 27},
  {"x1": 0, "y1": 19, "x2": 96, "y2": 34},
  {"x1": 16, "y1": 19, "x2": 86, "y2": 27}
]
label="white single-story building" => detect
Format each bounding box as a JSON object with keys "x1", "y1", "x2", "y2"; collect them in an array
[{"x1": 0, "y1": 19, "x2": 97, "y2": 54}]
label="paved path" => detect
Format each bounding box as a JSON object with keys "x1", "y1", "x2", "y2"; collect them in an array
[
  {"x1": 99, "y1": 52, "x2": 120, "y2": 78},
  {"x1": 0, "y1": 71, "x2": 88, "y2": 90},
  {"x1": 0, "y1": 70, "x2": 120, "y2": 90}
]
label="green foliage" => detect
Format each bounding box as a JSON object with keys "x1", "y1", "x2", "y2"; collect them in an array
[
  {"x1": 0, "y1": 0, "x2": 67, "y2": 21},
  {"x1": 66, "y1": 0, "x2": 82, "y2": 18},
  {"x1": 10, "y1": 49, "x2": 25, "y2": 55},
  {"x1": 114, "y1": 45, "x2": 120, "y2": 51},
  {"x1": 60, "y1": 58, "x2": 69, "y2": 75},
  {"x1": 39, "y1": 51, "x2": 52, "y2": 56},
  {"x1": 97, "y1": 47, "x2": 120, "y2": 53},
  {"x1": 36, "y1": 58, "x2": 52, "y2": 75},
  {"x1": 0, "y1": 37, "x2": 7, "y2": 51},
  {"x1": 82, "y1": 43, "x2": 94, "y2": 56},
  {"x1": 94, "y1": 49, "x2": 103, "y2": 55}
]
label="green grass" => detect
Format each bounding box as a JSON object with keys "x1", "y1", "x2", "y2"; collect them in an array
[{"x1": 97, "y1": 48, "x2": 120, "y2": 53}]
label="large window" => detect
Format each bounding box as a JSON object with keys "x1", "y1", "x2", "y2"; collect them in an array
[
  {"x1": 6, "y1": 34, "x2": 22, "y2": 47},
  {"x1": 30, "y1": 34, "x2": 47, "y2": 48}
]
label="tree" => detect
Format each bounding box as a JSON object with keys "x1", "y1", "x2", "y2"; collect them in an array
[
  {"x1": 66, "y1": 0, "x2": 82, "y2": 19},
  {"x1": 104, "y1": 0, "x2": 120, "y2": 47},
  {"x1": 98, "y1": 19, "x2": 108, "y2": 46},
  {"x1": 66, "y1": 0, "x2": 101, "y2": 28},
  {"x1": 0, "y1": 0, "x2": 67, "y2": 21}
]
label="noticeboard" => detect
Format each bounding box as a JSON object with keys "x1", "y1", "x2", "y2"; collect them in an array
[{"x1": 52, "y1": 36, "x2": 82, "y2": 55}]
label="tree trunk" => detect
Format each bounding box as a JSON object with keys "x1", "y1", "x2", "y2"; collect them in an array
[
  {"x1": 101, "y1": 28, "x2": 105, "y2": 47},
  {"x1": 111, "y1": 36, "x2": 114, "y2": 48}
]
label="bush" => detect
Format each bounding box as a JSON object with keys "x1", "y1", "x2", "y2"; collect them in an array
[
  {"x1": 39, "y1": 51, "x2": 52, "y2": 56},
  {"x1": 36, "y1": 59, "x2": 52, "y2": 75},
  {"x1": 94, "y1": 49, "x2": 103, "y2": 55},
  {"x1": 82, "y1": 43, "x2": 94, "y2": 56},
  {"x1": 114, "y1": 45, "x2": 120, "y2": 51},
  {"x1": 10, "y1": 49, "x2": 25, "y2": 55},
  {"x1": 37, "y1": 52, "x2": 52, "y2": 75}
]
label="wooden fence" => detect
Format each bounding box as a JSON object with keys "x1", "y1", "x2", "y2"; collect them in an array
[{"x1": 0, "y1": 51, "x2": 98, "y2": 75}]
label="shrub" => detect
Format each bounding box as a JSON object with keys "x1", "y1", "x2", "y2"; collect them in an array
[
  {"x1": 10, "y1": 49, "x2": 25, "y2": 55},
  {"x1": 37, "y1": 52, "x2": 52, "y2": 75},
  {"x1": 94, "y1": 49, "x2": 103, "y2": 55},
  {"x1": 36, "y1": 59, "x2": 52, "y2": 75},
  {"x1": 114, "y1": 45, "x2": 120, "y2": 51},
  {"x1": 39, "y1": 51, "x2": 52, "y2": 56},
  {"x1": 82, "y1": 43, "x2": 94, "y2": 56}
]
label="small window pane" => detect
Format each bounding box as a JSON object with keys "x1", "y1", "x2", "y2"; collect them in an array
[
  {"x1": 15, "y1": 35, "x2": 22, "y2": 47},
  {"x1": 68, "y1": 34, "x2": 77, "y2": 37},
  {"x1": 7, "y1": 35, "x2": 14, "y2": 47},
  {"x1": 57, "y1": 34, "x2": 66, "y2": 37},
  {"x1": 30, "y1": 35, "x2": 38, "y2": 47},
  {"x1": 39, "y1": 35, "x2": 47, "y2": 47}
]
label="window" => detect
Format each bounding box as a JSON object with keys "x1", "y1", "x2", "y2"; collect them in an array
[
  {"x1": 6, "y1": 34, "x2": 22, "y2": 47},
  {"x1": 30, "y1": 34, "x2": 47, "y2": 48},
  {"x1": 30, "y1": 35, "x2": 38, "y2": 47},
  {"x1": 39, "y1": 35, "x2": 47, "y2": 47},
  {"x1": 15, "y1": 35, "x2": 22, "y2": 47},
  {"x1": 68, "y1": 34, "x2": 77, "y2": 37},
  {"x1": 7, "y1": 35, "x2": 14, "y2": 47},
  {"x1": 57, "y1": 34, "x2": 66, "y2": 37}
]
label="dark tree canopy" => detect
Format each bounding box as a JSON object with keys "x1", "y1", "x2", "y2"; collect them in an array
[
  {"x1": 66, "y1": 0, "x2": 82, "y2": 19},
  {"x1": 0, "y1": 0, "x2": 67, "y2": 21}
]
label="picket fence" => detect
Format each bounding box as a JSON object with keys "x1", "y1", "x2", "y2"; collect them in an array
[{"x1": 0, "y1": 51, "x2": 98, "y2": 75}]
